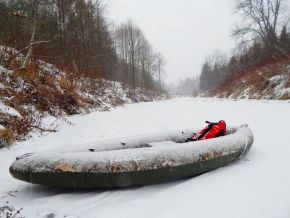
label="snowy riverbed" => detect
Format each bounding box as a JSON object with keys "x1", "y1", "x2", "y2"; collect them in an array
[{"x1": 1, "y1": 97, "x2": 290, "y2": 218}]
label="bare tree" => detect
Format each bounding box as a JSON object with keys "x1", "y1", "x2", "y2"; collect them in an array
[
  {"x1": 114, "y1": 20, "x2": 164, "y2": 90},
  {"x1": 21, "y1": 0, "x2": 38, "y2": 68},
  {"x1": 5, "y1": 0, "x2": 58, "y2": 69},
  {"x1": 233, "y1": 0, "x2": 284, "y2": 53},
  {"x1": 156, "y1": 52, "x2": 165, "y2": 93}
]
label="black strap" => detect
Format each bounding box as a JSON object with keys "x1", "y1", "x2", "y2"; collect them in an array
[
  {"x1": 197, "y1": 124, "x2": 214, "y2": 140},
  {"x1": 186, "y1": 137, "x2": 197, "y2": 142},
  {"x1": 206, "y1": 121, "x2": 219, "y2": 125}
]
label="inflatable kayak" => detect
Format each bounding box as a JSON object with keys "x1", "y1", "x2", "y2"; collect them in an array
[{"x1": 10, "y1": 125, "x2": 254, "y2": 189}]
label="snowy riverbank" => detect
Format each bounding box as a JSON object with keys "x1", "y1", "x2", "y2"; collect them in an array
[{"x1": 1, "y1": 97, "x2": 290, "y2": 218}]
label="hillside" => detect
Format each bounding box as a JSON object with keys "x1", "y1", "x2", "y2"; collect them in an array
[
  {"x1": 0, "y1": 47, "x2": 165, "y2": 146},
  {"x1": 204, "y1": 59, "x2": 290, "y2": 100}
]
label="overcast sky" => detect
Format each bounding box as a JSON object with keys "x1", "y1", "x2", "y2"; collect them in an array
[{"x1": 107, "y1": 0, "x2": 236, "y2": 84}]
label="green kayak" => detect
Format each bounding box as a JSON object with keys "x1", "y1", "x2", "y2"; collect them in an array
[{"x1": 10, "y1": 125, "x2": 254, "y2": 189}]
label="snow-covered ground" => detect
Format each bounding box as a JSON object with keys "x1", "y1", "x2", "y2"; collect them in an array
[{"x1": 1, "y1": 97, "x2": 290, "y2": 218}]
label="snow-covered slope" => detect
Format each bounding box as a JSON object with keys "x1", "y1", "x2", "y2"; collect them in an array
[
  {"x1": 0, "y1": 51, "x2": 165, "y2": 143},
  {"x1": 1, "y1": 97, "x2": 290, "y2": 218},
  {"x1": 206, "y1": 60, "x2": 290, "y2": 100}
]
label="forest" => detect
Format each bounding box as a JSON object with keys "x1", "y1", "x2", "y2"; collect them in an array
[
  {"x1": 0, "y1": 0, "x2": 165, "y2": 92},
  {"x1": 200, "y1": 0, "x2": 290, "y2": 93},
  {"x1": 0, "y1": 0, "x2": 168, "y2": 143}
]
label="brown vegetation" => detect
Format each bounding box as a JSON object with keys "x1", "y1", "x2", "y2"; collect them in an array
[
  {"x1": 0, "y1": 58, "x2": 165, "y2": 145},
  {"x1": 0, "y1": 0, "x2": 167, "y2": 146},
  {"x1": 212, "y1": 58, "x2": 290, "y2": 100},
  {"x1": 199, "y1": 0, "x2": 290, "y2": 100}
]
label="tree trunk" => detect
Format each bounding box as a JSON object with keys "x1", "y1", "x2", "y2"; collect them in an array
[{"x1": 21, "y1": 0, "x2": 38, "y2": 69}]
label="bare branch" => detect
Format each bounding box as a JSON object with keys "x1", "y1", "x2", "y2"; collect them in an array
[
  {"x1": 29, "y1": 125, "x2": 57, "y2": 134},
  {"x1": 5, "y1": 35, "x2": 59, "y2": 68},
  {"x1": 234, "y1": 0, "x2": 284, "y2": 52}
]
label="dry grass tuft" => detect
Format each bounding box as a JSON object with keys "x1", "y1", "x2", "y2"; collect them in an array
[{"x1": 0, "y1": 128, "x2": 16, "y2": 145}]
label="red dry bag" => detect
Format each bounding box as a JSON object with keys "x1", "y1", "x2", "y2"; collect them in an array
[{"x1": 189, "y1": 120, "x2": 226, "y2": 141}]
